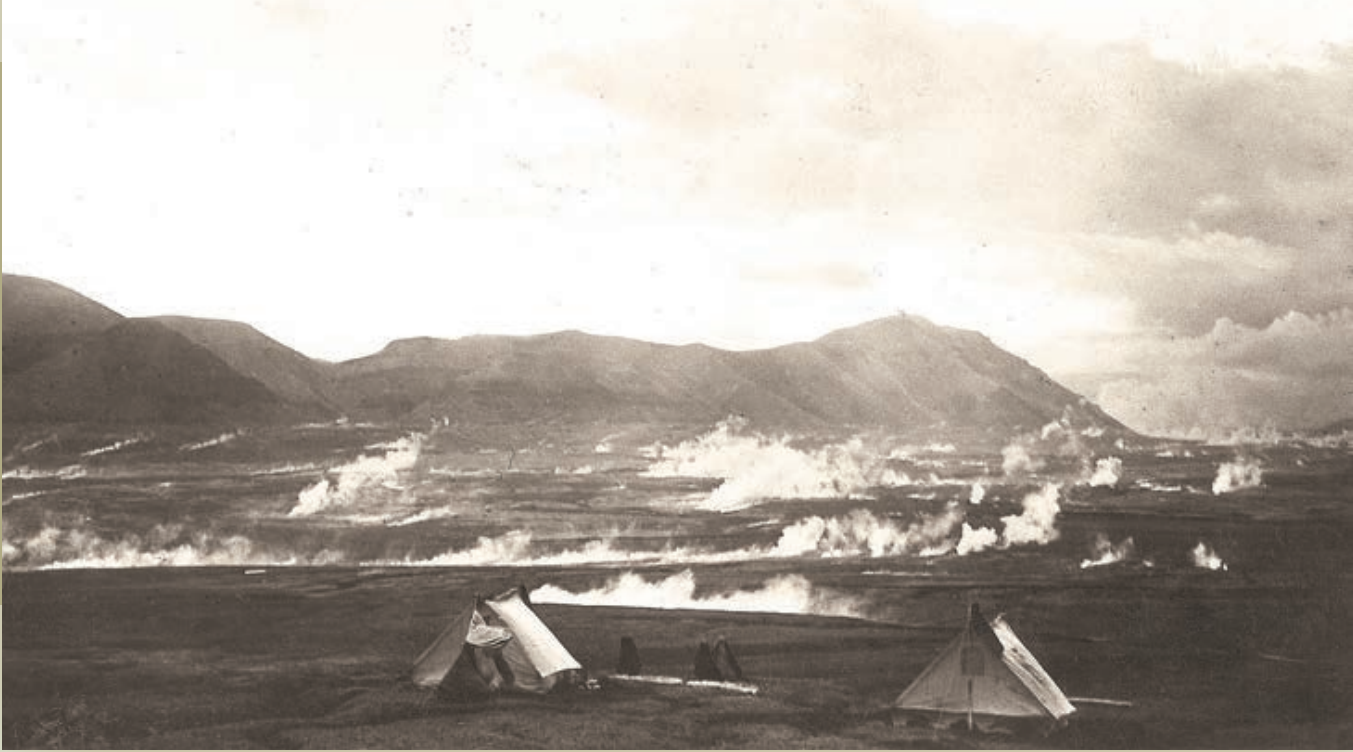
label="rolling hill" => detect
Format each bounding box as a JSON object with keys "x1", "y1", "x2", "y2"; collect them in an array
[
  {"x1": 2, "y1": 274, "x2": 124, "y2": 376},
  {"x1": 4, "y1": 318, "x2": 288, "y2": 424},
  {"x1": 3, "y1": 274, "x2": 1127, "y2": 434},
  {"x1": 333, "y1": 316, "x2": 1125, "y2": 433},
  {"x1": 153, "y1": 316, "x2": 341, "y2": 414}
]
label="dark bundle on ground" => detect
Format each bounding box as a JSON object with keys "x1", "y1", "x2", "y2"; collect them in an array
[
  {"x1": 693, "y1": 641, "x2": 720, "y2": 681},
  {"x1": 712, "y1": 638, "x2": 744, "y2": 682},
  {"x1": 617, "y1": 636, "x2": 642, "y2": 675}
]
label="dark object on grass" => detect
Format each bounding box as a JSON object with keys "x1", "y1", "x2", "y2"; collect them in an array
[
  {"x1": 712, "y1": 638, "x2": 744, "y2": 682},
  {"x1": 693, "y1": 641, "x2": 720, "y2": 681},
  {"x1": 618, "y1": 636, "x2": 643, "y2": 675}
]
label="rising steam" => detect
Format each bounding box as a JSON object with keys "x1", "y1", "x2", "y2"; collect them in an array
[
  {"x1": 643, "y1": 418, "x2": 908, "y2": 511},
  {"x1": 998, "y1": 482, "x2": 1063, "y2": 546},
  {"x1": 2, "y1": 523, "x2": 344, "y2": 570},
  {"x1": 1190, "y1": 541, "x2": 1228, "y2": 571},
  {"x1": 954, "y1": 483, "x2": 1064, "y2": 554},
  {"x1": 1083, "y1": 457, "x2": 1123, "y2": 487},
  {"x1": 1080, "y1": 533, "x2": 1135, "y2": 568},
  {"x1": 286, "y1": 434, "x2": 422, "y2": 517},
  {"x1": 1001, "y1": 441, "x2": 1044, "y2": 476},
  {"x1": 82, "y1": 434, "x2": 150, "y2": 457},
  {"x1": 179, "y1": 431, "x2": 241, "y2": 452},
  {"x1": 530, "y1": 569, "x2": 870, "y2": 619},
  {"x1": 1211, "y1": 457, "x2": 1263, "y2": 494},
  {"x1": 376, "y1": 506, "x2": 967, "y2": 567},
  {"x1": 770, "y1": 506, "x2": 961, "y2": 558},
  {"x1": 2, "y1": 464, "x2": 88, "y2": 481},
  {"x1": 969, "y1": 482, "x2": 986, "y2": 505}
]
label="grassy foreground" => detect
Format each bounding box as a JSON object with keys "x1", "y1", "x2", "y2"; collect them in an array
[{"x1": 5, "y1": 560, "x2": 1353, "y2": 749}]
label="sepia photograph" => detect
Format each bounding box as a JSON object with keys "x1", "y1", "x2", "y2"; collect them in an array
[{"x1": 3, "y1": 0, "x2": 1352, "y2": 748}]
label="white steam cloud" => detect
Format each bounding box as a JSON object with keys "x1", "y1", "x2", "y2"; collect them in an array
[
  {"x1": 954, "y1": 483, "x2": 1064, "y2": 554},
  {"x1": 2, "y1": 524, "x2": 344, "y2": 570},
  {"x1": 643, "y1": 418, "x2": 909, "y2": 511},
  {"x1": 770, "y1": 506, "x2": 961, "y2": 558},
  {"x1": 1190, "y1": 541, "x2": 1228, "y2": 571},
  {"x1": 1212, "y1": 457, "x2": 1263, "y2": 494},
  {"x1": 530, "y1": 569, "x2": 870, "y2": 619},
  {"x1": 376, "y1": 506, "x2": 967, "y2": 568},
  {"x1": 956, "y1": 523, "x2": 1000, "y2": 555},
  {"x1": 997, "y1": 483, "x2": 1063, "y2": 547},
  {"x1": 82, "y1": 434, "x2": 150, "y2": 457},
  {"x1": 969, "y1": 482, "x2": 986, "y2": 505},
  {"x1": 179, "y1": 431, "x2": 241, "y2": 452},
  {"x1": 1, "y1": 464, "x2": 87, "y2": 481},
  {"x1": 286, "y1": 434, "x2": 423, "y2": 517},
  {"x1": 1083, "y1": 457, "x2": 1123, "y2": 487},
  {"x1": 1080, "y1": 534, "x2": 1135, "y2": 568},
  {"x1": 1001, "y1": 441, "x2": 1044, "y2": 477}
]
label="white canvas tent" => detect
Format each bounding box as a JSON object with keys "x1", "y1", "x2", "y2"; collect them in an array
[
  {"x1": 412, "y1": 586, "x2": 582, "y2": 696},
  {"x1": 893, "y1": 604, "x2": 1075, "y2": 731}
]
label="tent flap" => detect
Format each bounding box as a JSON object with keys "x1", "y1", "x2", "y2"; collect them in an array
[
  {"x1": 894, "y1": 606, "x2": 1076, "y2": 721},
  {"x1": 485, "y1": 588, "x2": 582, "y2": 678}
]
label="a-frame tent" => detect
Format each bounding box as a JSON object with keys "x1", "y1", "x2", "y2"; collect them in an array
[
  {"x1": 893, "y1": 603, "x2": 1075, "y2": 731},
  {"x1": 412, "y1": 585, "x2": 582, "y2": 696}
]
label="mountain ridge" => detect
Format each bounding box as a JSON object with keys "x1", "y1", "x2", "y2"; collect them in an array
[{"x1": 2, "y1": 273, "x2": 1129, "y2": 435}]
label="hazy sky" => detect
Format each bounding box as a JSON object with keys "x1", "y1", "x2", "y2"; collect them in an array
[{"x1": 4, "y1": 1, "x2": 1352, "y2": 434}]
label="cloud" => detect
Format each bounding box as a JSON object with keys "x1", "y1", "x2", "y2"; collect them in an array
[
  {"x1": 6, "y1": 0, "x2": 1351, "y2": 445},
  {"x1": 1092, "y1": 309, "x2": 1353, "y2": 433},
  {"x1": 545, "y1": 2, "x2": 1353, "y2": 364}
]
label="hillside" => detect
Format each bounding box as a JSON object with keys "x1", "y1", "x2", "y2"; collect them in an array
[
  {"x1": 3, "y1": 318, "x2": 292, "y2": 425},
  {"x1": 3, "y1": 274, "x2": 1127, "y2": 434},
  {"x1": 2, "y1": 274, "x2": 124, "y2": 375},
  {"x1": 334, "y1": 316, "x2": 1126, "y2": 434},
  {"x1": 153, "y1": 316, "x2": 341, "y2": 414}
]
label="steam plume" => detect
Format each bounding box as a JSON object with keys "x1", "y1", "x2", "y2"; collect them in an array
[
  {"x1": 2, "y1": 523, "x2": 344, "y2": 570},
  {"x1": 1084, "y1": 457, "x2": 1123, "y2": 487},
  {"x1": 954, "y1": 482, "x2": 1064, "y2": 554},
  {"x1": 286, "y1": 434, "x2": 422, "y2": 517},
  {"x1": 82, "y1": 434, "x2": 150, "y2": 457},
  {"x1": 999, "y1": 483, "x2": 1063, "y2": 546},
  {"x1": 1190, "y1": 541, "x2": 1228, "y2": 571},
  {"x1": 1212, "y1": 457, "x2": 1263, "y2": 494},
  {"x1": 956, "y1": 522, "x2": 999, "y2": 555},
  {"x1": 969, "y1": 482, "x2": 986, "y2": 505},
  {"x1": 530, "y1": 569, "x2": 870, "y2": 619},
  {"x1": 1080, "y1": 533, "x2": 1135, "y2": 568},
  {"x1": 1001, "y1": 441, "x2": 1043, "y2": 476},
  {"x1": 2, "y1": 464, "x2": 87, "y2": 480},
  {"x1": 643, "y1": 418, "x2": 907, "y2": 511},
  {"x1": 179, "y1": 431, "x2": 241, "y2": 452},
  {"x1": 770, "y1": 506, "x2": 961, "y2": 558}
]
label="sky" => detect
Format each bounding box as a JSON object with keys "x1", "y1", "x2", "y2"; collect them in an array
[{"x1": 4, "y1": 0, "x2": 1352, "y2": 436}]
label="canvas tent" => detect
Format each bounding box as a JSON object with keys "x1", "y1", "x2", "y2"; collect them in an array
[
  {"x1": 411, "y1": 586, "x2": 582, "y2": 696},
  {"x1": 893, "y1": 604, "x2": 1075, "y2": 731}
]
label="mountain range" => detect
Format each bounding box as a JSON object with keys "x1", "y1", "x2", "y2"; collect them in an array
[{"x1": 2, "y1": 274, "x2": 1126, "y2": 435}]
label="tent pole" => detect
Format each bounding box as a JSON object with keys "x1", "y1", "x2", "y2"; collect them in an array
[
  {"x1": 965, "y1": 601, "x2": 974, "y2": 732},
  {"x1": 967, "y1": 678, "x2": 974, "y2": 731}
]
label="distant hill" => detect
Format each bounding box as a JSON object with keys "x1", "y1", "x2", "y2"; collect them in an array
[
  {"x1": 4, "y1": 318, "x2": 290, "y2": 424},
  {"x1": 3, "y1": 274, "x2": 124, "y2": 375},
  {"x1": 334, "y1": 316, "x2": 1126, "y2": 434},
  {"x1": 4, "y1": 274, "x2": 1127, "y2": 435},
  {"x1": 1312, "y1": 417, "x2": 1353, "y2": 435},
  {"x1": 153, "y1": 316, "x2": 341, "y2": 414}
]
